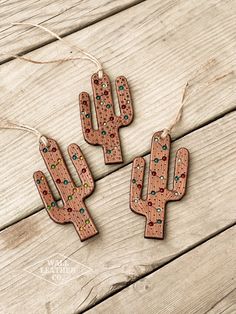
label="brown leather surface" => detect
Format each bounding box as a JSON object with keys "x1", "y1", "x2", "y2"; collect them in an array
[
  {"x1": 34, "y1": 138, "x2": 98, "y2": 241},
  {"x1": 79, "y1": 72, "x2": 133, "y2": 164},
  {"x1": 130, "y1": 131, "x2": 189, "y2": 239}
]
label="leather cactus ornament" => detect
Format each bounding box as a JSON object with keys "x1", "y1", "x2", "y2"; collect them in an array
[
  {"x1": 130, "y1": 131, "x2": 189, "y2": 239},
  {"x1": 34, "y1": 138, "x2": 98, "y2": 241},
  {"x1": 79, "y1": 72, "x2": 134, "y2": 164}
]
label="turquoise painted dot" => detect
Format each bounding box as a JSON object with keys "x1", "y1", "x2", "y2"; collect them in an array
[
  {"x1": 132, "y1": 179, "x2": 136, "y2": 184},
  {"x1": 51, "y1": 202, "x2": 56, "y2": 207},
  {"x1": 151, "y1": 191, "x2": 156, "y2": 195},
  {"x1": 119, "y1": 85, "x2": 124, "y2": 90},
  {"x1": 36, "y1": 179, "x2": 41, "y2": 185},
  {"x1": 85, "y1": 113, "x2": 90, "y2": 118},
  {"x1": 43, "y1": 148, "x2": 48, "y2": 153},
  {"x1": 96, "y1": 96, "x2": 101, "y2": 100},
  {"x1": 157, "y1": 219, "x2": 162, "y2": 224},
  {"x1": 162, "y1": 145, "x2": 167, "y2": 150},
  {"x1": 106, "y1": 104, "x2": 111, "y2": 109},
  {"x1": 47, "y1": 205, "x2": 51, "y2": 210},
  {"x1": 107, "y1": 149, "x2": 112, "y2": 154},
  {"x1": 80, "y1": 208, "x2": 85, "y2": 214},
  {"x1": 157, "y1": 208, "x2": 162, "y2": 212},
  {"x1": 124, "y1": 115, "x2": 129, "y2": 120},
  {"x1": 64, "y1": 180, "x2": 69, "y2": 185},
  {"x1": 101, "y1": 130, "x2": 106, "y2": 135},
  {"x1": 72, "y1": 154, "x2": 78, "y2": 160},
  {"x1": 175, "y1": 176, "x2": 179, "y2": 181},
  {"x1": 154, "y1": 158, "x2": 159, "y2": 163}
]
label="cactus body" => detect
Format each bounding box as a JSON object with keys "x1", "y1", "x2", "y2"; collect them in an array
[
  {"x1": 34, "y1": 138, "x2": 98, "y2": 241},
  {"x1": 130, "y1": 131, "x2": 189, "y2": 239},
  {"x1": 79, "y1": 73, "x2": 133, "y2": 164}
]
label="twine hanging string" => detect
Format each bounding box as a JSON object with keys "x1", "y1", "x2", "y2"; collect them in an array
[
  {"x1": 161, "y1": 59, "x2": 233, "y2": 138},
  {"x1": 1, "y1": 31, "x2": 232, "y2": 140},
  {"x1": 0, "y1": 23, "x2": 103, "y2": 146},
  {"x1": 0, "y1": 119, "x2": 48, "y2": 146},
  {"x1": 2, "y1": 22, "x2": 104, "y2": 78},
  {"x1": 161, "y1": 82, "x2": 189, "y2": 139}
]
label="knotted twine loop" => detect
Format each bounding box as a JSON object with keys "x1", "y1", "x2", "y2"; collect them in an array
[
  {"x1": 161, "y1": 58, "x2": 232, "y2": 139},
  {"x1": 3, "y1": 22, "x2": 104, "y2": 79},
  {"x1": 0, "y1": 119, "x2": 49, "y2": 146}
]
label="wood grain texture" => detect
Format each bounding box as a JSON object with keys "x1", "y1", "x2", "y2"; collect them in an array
[
  {"x1": 0, "y1": 0, "x2": 143, "y2": 62},
  {"x1": 207, "y1": 289, "x2": 236, "y2": 314},
  {"x1": 0, "y1": 0, "x2": 235, "y2": 229},
  {"x1": 0, "y1": 112, "x2": 235, "y2": 313},
  {"x1": 87, "y1": 226, "x2": 236, "y2": 314}
]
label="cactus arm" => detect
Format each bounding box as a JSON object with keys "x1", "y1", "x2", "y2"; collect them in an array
[
  {"x1": 115, "y1": 76, "x2": 133, "y2": 127},
  {"x1": 130, "y1": 157, "x2": 147, "y2": 216},
  {"x1": 91, "y1": 72, "x2": 116, "y2": 120},
  {"x1": 167, "y1": 147, "x2": 189, "y2": 201},
  {"x1": 33, "y1": 171, "x2": 67, "y2": 224},
  {"x1": 39, "y1": 138, "x2": 76, "y2": 204},
  {"x1": 68, "y1": 143, "x2": 95, "y2": 197},
  {"x1": 91, "y1": 72, "x2": 124, "y2": 163},
  {"x1": 147, "y1": 131, "x2": 171, "y2": 196},
  {"x1": 79, "y1": 92, "x2": 100, "y2": 145}
]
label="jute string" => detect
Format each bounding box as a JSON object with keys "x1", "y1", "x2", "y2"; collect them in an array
[
  {"x1": 161, "y1": 59, "x2": 232, "y2": 138},
  {"x1": 1, "y1": 22, "x2": 104, "y2": 78},
  {"x1": 1, "y1": 25, "x2": 232, "y2": 142},
  {"x1": 0, "y1": 23, "x2": 103, "y2": 146},
  {"x1": 0, "y1": 119, "x2": 48, "y2": 146}
]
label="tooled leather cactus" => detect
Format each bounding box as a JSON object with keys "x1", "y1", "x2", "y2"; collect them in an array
[
  {"x1": 34, "y1": 138, "x2": 98, "y2": 241},
  {"x1": 79, "y1": 72, "x2": 133, "y2": 164},
  {"x1": 130, "y1": 131, "x2": 189, "y2": 239}
]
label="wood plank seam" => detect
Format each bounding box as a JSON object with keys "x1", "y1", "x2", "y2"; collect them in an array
[
  {"x1": 82, "y1": 223, "x2": 236, "y2": 313},
  {"x1": 0, "y1": 0, "x2": 147, "y2": 66},
  {"x1": 0, "y1": 110, "x2": 235, "y2": 312},
  {"x1": 0, "y1": 0, "x2": 235, "y2": 230},
  {"x1": 204, "y1": 288, "x2": 236, "y2": 314},
  {"x1": 0, "y1": 0, "x2": 235, "y2": 311},
  {"x1": 84, "y1": 226, "x2": 236, "y2": 314},
  {"x1": 1, "y1": 107, "x2": 235, "y2": 234}
]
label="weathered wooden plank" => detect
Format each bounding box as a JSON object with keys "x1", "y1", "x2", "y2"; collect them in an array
[
  {"x1": 0, "y1": 111, "x2": 235, "y2": 313},
  {"x1": 207, "y1": 289, "x2": 236, "y2": 314},
  {"x1": 87, "y1": 227, "x2": 236, "y2": 314},
  {"x1": 0, "y1": 0, "x2": 143, "y2": 62},
  {"x1": 0, "y1": 0, "x2": 235, "y2": 229}
]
